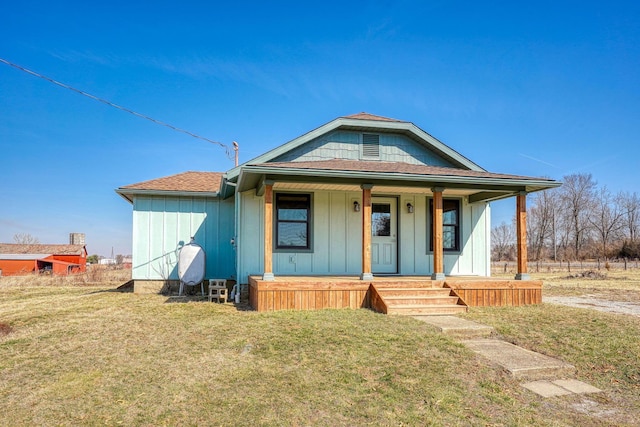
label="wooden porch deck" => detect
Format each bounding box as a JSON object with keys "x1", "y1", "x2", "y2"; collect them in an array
[{"x1": 248, "y1": 275, "x2": 543, "y2": 313}]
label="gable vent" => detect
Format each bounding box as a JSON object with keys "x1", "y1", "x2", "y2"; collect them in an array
[{"x1": 362, "y1": 134, "x2": 380, "y2": 158}]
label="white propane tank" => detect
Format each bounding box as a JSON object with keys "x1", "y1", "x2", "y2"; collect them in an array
[{"x1": 178, "y1": 238, "x2": 206, "y2": 295}]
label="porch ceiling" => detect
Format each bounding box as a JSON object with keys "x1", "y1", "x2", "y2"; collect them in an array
[
  {"x1": 236, "y1": 167, "x2": 556, "y2": 203},
  {"x1": 273, "y1": 181, "x2": 474, "y2": 196}
]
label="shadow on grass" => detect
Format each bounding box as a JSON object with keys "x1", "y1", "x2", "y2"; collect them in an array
[{"x1": 82, "y1": 280, "x2": 135, "y2": 295}]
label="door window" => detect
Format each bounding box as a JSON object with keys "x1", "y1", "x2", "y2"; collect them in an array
[{"x1": 372, "y1": 203, "x2": 391, "y2": 236}]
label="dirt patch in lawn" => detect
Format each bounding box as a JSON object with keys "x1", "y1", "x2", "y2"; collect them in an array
[{"x1": 0, "y1": 322, "x2": 12, "y2": 336}]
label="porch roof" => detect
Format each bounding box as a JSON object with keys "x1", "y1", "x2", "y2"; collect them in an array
[{"x1": 235, "y1": 159, "x2": 560, "y2": 203}]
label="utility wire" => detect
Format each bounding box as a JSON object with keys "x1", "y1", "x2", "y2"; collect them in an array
[{"x1": 0, "y1": 57, "x2": 232, "y2": 159}]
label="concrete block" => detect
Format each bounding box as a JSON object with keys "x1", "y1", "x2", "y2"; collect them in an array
[
  {"x1": 463, "y1": 339, "x2": 576, "y2": 380},
  {"x1": 414, "y1": 315, "x2": 494, "y2": 339},
  {"x1": 553, "y1": 379, "x2": 602, "y2": 394},
  {"x1": 522, "y1": 381, "x2": 573, "y2": 397}
]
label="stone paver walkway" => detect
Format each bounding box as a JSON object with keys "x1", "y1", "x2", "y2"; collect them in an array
[
  {"x1": 462, "y1": 339, "x2": 576, "y2": 380},
  {"x1": 414, "y1": 315, "x2": 602, "y2": 398}
]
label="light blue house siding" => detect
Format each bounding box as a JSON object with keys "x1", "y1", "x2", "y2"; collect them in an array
[
  {"x1": 132, "y1": 195, "x2": 235, "y2": 281},
  {"x1": 272, "y1": 131, "x2": 456, "y2": 167},
  {"x1": 237, "y1": 189, "x2": 490, "y2": 283}
]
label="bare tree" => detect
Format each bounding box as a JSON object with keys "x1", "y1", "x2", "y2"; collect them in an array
[
  {"x1": 491, "y1": 221, "x2": 515, "y2": 261},
  {"x1": 619, "y1": 191, "x2": 640, "y2": 243},
  {"x1": 528, "y1": 188, "x2": 559, "y2": 261},
  {"x1": 13, "y1": 233, "x2": 40, "y2": 244},
  {"x1": 589, "y1": 186, "x2": 625, "y2": 259},
  {"x1": 559, "y1": 173, "x2": 597, "y2": 260}
]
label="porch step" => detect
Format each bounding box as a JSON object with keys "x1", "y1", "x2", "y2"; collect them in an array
[
  {"x1": 371, "y1": 285, "x2": 468, "y2": 316},
  {"x1": 375, "y1": 287, "x2": 452, "y2": 298},
  {"x1": 373, "y1": 281, "x2": 442, "y2": 289},
  {"x1": 387, "y1": 304, "x2": 467, "y2": 316},
  {"x1": 384, "y1": 295, "x2": 461, "y2": 306}
]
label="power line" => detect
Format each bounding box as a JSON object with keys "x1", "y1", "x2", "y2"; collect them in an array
[{"x1": 0, "y1": 57, "x2": 232, "y2": 159}]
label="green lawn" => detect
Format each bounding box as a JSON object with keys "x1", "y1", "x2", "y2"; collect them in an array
[{"x1": 1, "y1": 280, "x2": 639, "y2": 426}]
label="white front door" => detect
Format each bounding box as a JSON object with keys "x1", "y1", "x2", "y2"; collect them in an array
[{"x1": 371, "y1": 197, "x2": 397, "y2": 274}]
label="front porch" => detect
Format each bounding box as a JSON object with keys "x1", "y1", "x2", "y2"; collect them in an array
[{"x1": 249, "y1": 275, "x2": 542, "y2": 313}]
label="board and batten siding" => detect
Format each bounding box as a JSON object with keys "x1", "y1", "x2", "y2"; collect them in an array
[
  {"x1": 237, "y1": 190, "x2": 363, "y2": 282},
  {"x1": 398, "y1": 195, "x2": 490, "y2": 277},
  {"x1": 132, "y1": 195, "x2": 235, "y2": 281},
  {"x1": 237, "y1": 189, "x2": 491, "y2": 283}
]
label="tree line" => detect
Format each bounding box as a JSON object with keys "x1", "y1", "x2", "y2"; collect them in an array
[{"x1": 492, "y1": 173, "x2": 640, "y2": 262}]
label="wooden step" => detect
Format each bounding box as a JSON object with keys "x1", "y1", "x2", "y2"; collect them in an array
[
  {"x1": 373, "y1": 281, "x2": 440, "y2": 289},
  {"x1": 371, "y1": 284, "x2": 468, "y2": 316},
  {"x1": 374, "y1": 287, "x2": 452, "y2": 297},
  {"x1": 387, "y1": 304, "x2": 468, "y2": 316},
  {"x1": 383, "y1": 295, "x2": 461, "y2": 306}
]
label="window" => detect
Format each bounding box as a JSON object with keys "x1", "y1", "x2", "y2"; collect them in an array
[
  {"x1": 276, "y1": 193, "x2": 311, "y2": 250},
  {"x1": 429, "y1": 199, "x2": 460, "y2": 252}
]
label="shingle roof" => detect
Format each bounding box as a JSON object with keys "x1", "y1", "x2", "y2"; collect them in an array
[
  {"x1": 120, "y1": 171, "x2": 223, "y2": 193},
  {"x1": 342, "y1": 112, "x2": 405, "y2": 122},
  {"x1": 259, "y1": 159, "x2": 551, "y2": 182},
  {"x1": 0, "y1": 244, "x2": 86, "y2": 255}
]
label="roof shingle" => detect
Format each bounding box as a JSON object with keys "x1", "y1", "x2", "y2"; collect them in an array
[
  {"x1": 120, "y1": 171, "x2": 223, "y2": 193},
  {"x1": 342, "y1": 112, "x2": 405, "y2": 122},
  {"x1": 258, "y1": 159, "x2": 552, "y2": 182}
]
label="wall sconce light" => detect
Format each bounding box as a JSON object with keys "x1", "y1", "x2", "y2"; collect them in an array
[
  {"x1": 353, "y1": 201, "x2": 361, "y2": 212},
  {"x1": 406, "y1": 202, "x2": 414, "y2": 213}
]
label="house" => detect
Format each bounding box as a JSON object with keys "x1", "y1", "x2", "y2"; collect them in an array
[
  {"x1": 0, "y1": 242, "x2": 88, "y2": 276},
  {"x1": 116, "y1": 113, "x2": 560, "y2": 313}
]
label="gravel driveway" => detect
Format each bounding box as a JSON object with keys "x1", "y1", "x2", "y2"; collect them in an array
[{"x1": 544, "y1": 295, "x2": 640, "y2": 317}]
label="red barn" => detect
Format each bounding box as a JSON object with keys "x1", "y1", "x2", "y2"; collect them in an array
[{"x1": 0, "y1": 243, "x2": 88, "y2": 276}]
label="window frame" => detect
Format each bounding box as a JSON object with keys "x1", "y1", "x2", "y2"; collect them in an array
[
  {"x1": 428, "y1": 198, "x2": 461, "y2": 253},
  {"x1": 274, "y1": 192, "x2": 312, "y2": 252}
]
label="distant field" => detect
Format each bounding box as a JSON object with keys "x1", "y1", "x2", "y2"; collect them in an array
[
  {"x1": 1, "y1": 270, "x2": 639, "y2": 425},
  {"x1": 492, "y1": 260, "x2": 640, "y2": 275},
  {"x1": 493, "y1": 265, "x2": 640, "y2": 303}
]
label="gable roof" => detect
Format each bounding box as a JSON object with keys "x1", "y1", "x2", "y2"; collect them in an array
[
  {"x1": 0, "y1": 244, "x2": 86, "y2": 256},
  {"x1": 226, "y1": 113, "x2": 484, "y2": 180},
  {"x1": 116, "y1": 171, "x2": 223, "y2": 203},
  {"x1": 115, "y1": 114, "x2": 561, "y2": 203}
]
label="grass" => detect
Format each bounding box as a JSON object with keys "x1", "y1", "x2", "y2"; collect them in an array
[{"x1": 1, "y1": 270, "x2": 639, "y2": 426}]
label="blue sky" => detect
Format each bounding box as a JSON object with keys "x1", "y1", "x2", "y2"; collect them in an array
[{"x1": 1, "y1": 1, "x2": 639, "y2": 256}]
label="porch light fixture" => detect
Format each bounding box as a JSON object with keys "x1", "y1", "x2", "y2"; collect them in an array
[
  {"x1": 353, "y1": 201, "x2": 361, "y2": 212},
  {"x1": 406, "y1": 202, "x2": 414, "y2": 213}
]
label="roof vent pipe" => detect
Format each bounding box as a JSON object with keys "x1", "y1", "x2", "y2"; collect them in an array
[{"x1": 233, "y1": 141, "x2": 239, "y2": 167}]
